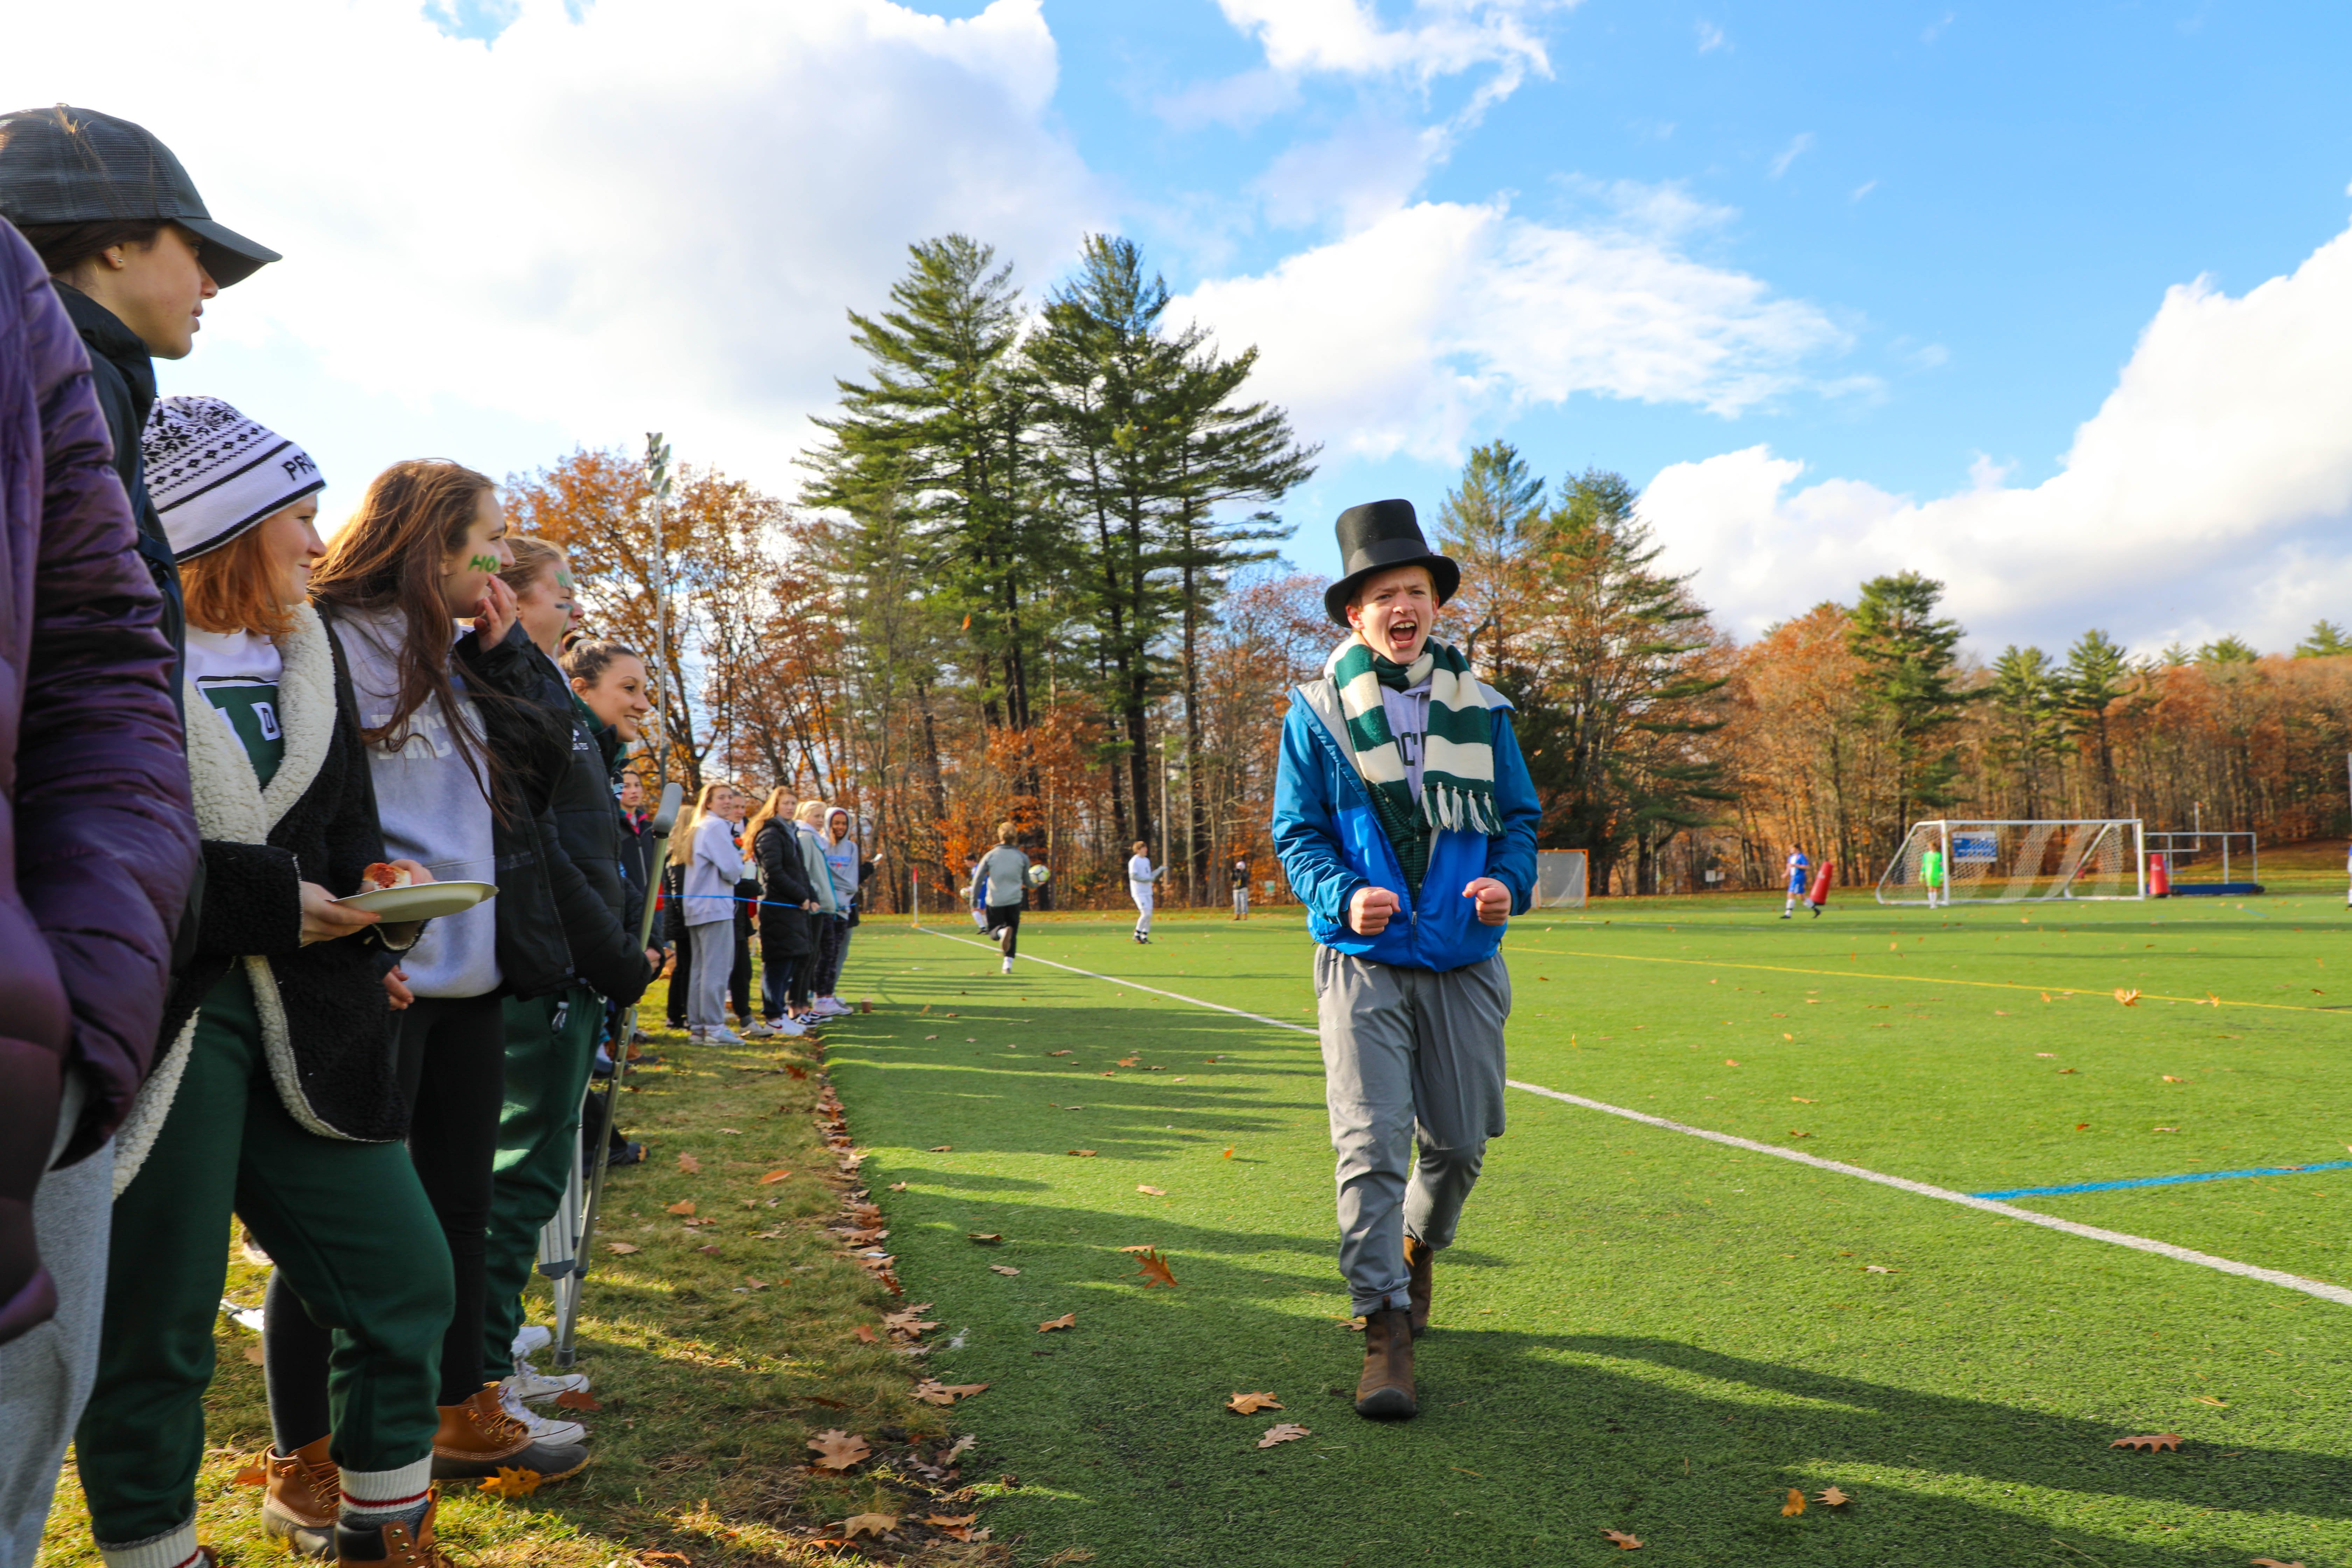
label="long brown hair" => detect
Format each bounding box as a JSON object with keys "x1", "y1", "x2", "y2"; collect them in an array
[
  {"x1": 309, "y1": 460, "x2": 504, "y2": 798},
  {"x1": 182, "y1": 522, "x2": 299, "y2": 640},
  {"x1": 671, "y1": 780, "x2": 740, "y2": 870},
  {"x1": 743, "y1": 785, "x2": 796, "y2": 856}
]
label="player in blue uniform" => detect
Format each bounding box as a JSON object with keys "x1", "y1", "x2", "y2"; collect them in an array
[{"x1": 1782, "y1": 847, "x2": 1809, "y2": 919}]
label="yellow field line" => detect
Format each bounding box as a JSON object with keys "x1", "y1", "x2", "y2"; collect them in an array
[{"x1": 1502, "y1": 940, "x2": 2337, "y2": 1016}]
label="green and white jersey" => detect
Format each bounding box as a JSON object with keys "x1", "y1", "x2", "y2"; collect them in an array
[
  {"x1": 186, "y1": 626, "x2": 286, "y2": 788},
  {"x1": 1920, "y1": 847, "x2": 1945, "y2": 887}
]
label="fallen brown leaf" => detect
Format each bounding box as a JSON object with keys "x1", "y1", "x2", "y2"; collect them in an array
[
  {"x1": 1226, "y1": 1392, "x2": 1284, "y2": 1414},
  {"x1": 1047, "y1": 1049, "x2": 1072, "y2": 1057},
  {"x1": 665, "y1": 1200, "x2": 696, "y2": 1216},
  {"x1": 553, "y1": 1389, "x2": 601, "y2": 1411},
  {"x1": 969, "y1": 1232, "x2": 1004, "y2": 1244},
  {"x1": 2109, "y1": 1433, "x2": 2182, "y2": 1452},
  {"x1": 478, "y1": 1466, "x2": 542, "y2": 1498},
  {"x1": 889, "y1": 1181, "x2": 908, "y2": 1191},
  {"x1": 242, "y1": 1344, "x2": 266, "y2": 1365},
  {"x1": 912, "y1": 1380, "x2": 990, "y2": 1405},
  {"x1": 1133, "y1": 1248, "x2": 1179, "y2": 1288},
  {"x1": 842, "y1": 1512, "x2": 897, "y2": 1539},
  {"x1": 929, "y1": 1145, "x2": 953, "y2": 1153},
  {"x1": 676, "y1": 1153, "x2": 702, "y2": 1174},
  {"x1": 606, "y1": 1241, "x2": 639, "y2": 1255},
  {"x1": 989, "y1": 1264, "x2": 1021, "y2": 1276},
  {"x1": 1602, "y1": 1529, "x2": 1643, "y2": 1549},
  {"x1": 1038, "y1": 1313, "x2": 1076, "y2": 1333},
  {"x1": 1781, "y1": 1487, "x2": 1805, "y2": 1516},
  {"x1": 1223, "y1": 1147, "x2": 1235, "y2": 1158},
  {"x1": 1815, "y1": 1486, "x2": 1852, "y2": 1507},
  {"x1": 808, "y1": 1429, "x2": 872, "y2": 1470},
  {"x1": 2115, "y1": 988, "x2": 2141, "y2": 1007},
  {"x1": 1117, "y1": 1055, "x2": 1141, "y2": 1067},
  {"x1": 757, "y1": 1169, "x2": 791, "y2": 1184},
  {"x1": 853, "y1": 1325, "x2": 878, "y2": 1343},
  {"x1": 926, "y1": 1514, "x2": 978, "y2": 1530},
  {"x1": 2249, "y1": 1559, "x2": 2306, "y2": 1567},
  {"x1": 233, "y1": 1464, "x2": 267, "y2": 1487},
  {"x1": 1258, "y1": 1422, "x2": 1310, "y2": 1448},
  {"x1": 2163, "y1": 1075, "x2": 2185, "y2": 1083},
  {"x1": 1137, "y1": 1184, "x2": 1167, "y2": 1196},
  {"x1": 1069, "y1": 1149, "x2": 1098, "y2": 1157}
]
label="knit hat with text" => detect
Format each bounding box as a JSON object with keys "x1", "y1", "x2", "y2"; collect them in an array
[{"x1": 140, "y1": 395, "x2": 323, "y2": 560}]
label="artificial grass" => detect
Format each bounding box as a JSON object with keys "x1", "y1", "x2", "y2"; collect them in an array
[{"x1": 825, "y1": 885, "x2": 2352, "y2": 1565}]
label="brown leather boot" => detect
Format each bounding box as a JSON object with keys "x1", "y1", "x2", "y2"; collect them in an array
[
  {"x1": 1353, "y1": 1306, "x2": 1418, "y2": 1419},
  {"x1": 334, "y1": 1488, "x2": 454, "y2": 1566},
  {"x1": 260, "y1": 1434, "x2": 340, "y2": 1558},
  {"x1": 430, "y1": 1385, "x2": 588, "y2": 1482},
  {"x1": 1404, "y1": 1234, "x2": 1434, "y2": 1338}
]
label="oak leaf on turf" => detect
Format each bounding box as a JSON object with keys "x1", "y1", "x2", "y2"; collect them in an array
[
  {"x1": 758, "y1": 1169, "x2": 792, "y2": 1184},
  {"x1": 1118, "y1": 1056, "x2": 1141, "y2": 1067},
  {"x1": 990, "y1": 1264, "x2": 1021, "y2": 1275},
  {"x1": 1132, "y1": 1249, "x2": 1179, "y2": 1288},
  {"x1": 1815, "y1": 1487, "x2": 1852, "y2": 1507},
  {"x1": 478, "y1": 1466, "x2": 542, "y2": 1498},
  {"x1": 2115, "y1": 988, "x2": 2141, "y2": 1007},
  {"x1": 929, "y1": 1144, "x2": 953, "y2": 1153},
  {"x1": 242, "y1": 1344, "x2": 266, "y2": 1365},
  {"x1": 1069, "y1": 1149, "x2": 1097, "y2": 1157},
  {"x1": 1601, "y1": 1530, "x2": 1643, "y2": 1549},
  {"x1": 1137, "y1": 1184, "x2": 1167, "y2": 1196},
  {"x1": 852, "y1": 1325, "x2": 878, "y2": 1343},
  {"x1": 1781, "y1": 1488, "x2": 1805, "y2": 1516},
  {"x1": 1048, "y1": 1049, "x2": 1072, "y2": 1057},
  {"x1": 606, "y1": 1242, "x2": 639, "y2": 1255},
  {"x1": 808, "y1": 1430, "x2": 872, "y2": 1470},
  {"x1": 665, "y1": 1200, "x2": 695, "y2": 1216},
  {"x1": 842, "y1": 1513, "x2": 896, "y2": 1539},
  {"x1": 1038, "y1": 1313, "x2": 1076, "y2": 1332},
  {"x1": 676, "y1": 1153, "x2": 701, "y2": 1174},
  {"x1": 1258, "y1": 1423, "x2": 1310, "y2": 1448},
  {"x1": 553, "y1": 1389, "x2": 601, "y2": 1412},
  {"x1": 1226, "y1": 1392, "x2": 1283, "y2": 1414},
  {"x1": 2109, "y1": 1433, "x2": 2182, "y2": 1452}
]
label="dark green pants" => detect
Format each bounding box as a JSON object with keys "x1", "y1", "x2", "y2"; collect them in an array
[
  {"x1": 78, "y1": 970, "x2": 450, "y2": 1544},
  {"x1": 481, "y1": 987, "x2": 601, "y2": 1371}
]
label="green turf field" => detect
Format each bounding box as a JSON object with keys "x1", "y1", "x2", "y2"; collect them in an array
[{"x1": 826, "y1": 877, "x2": 2352, "y2": 1566}]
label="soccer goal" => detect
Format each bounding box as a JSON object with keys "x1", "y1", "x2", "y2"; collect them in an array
[
  {"x1": 1533, "y1": 849, "x2": 1589, "y2": 909},
  {"x1": 1874, "y1": 820, "x2": 2144, "y2": 905}
]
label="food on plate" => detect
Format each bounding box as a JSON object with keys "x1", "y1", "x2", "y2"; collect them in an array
[{"x1": 360, "y1": 862, "x2": 414, "y2": 892}]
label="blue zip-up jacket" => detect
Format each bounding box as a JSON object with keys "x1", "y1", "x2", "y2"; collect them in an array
[{"x1": 1273, "y1": 678, "x2": 1541, "y2": 972}]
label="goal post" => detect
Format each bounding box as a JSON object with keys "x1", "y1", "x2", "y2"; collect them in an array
[
  {"x1": 1875, "y1": 820, "x2": 2144, "y2": 905},
  {"x1": 1532, "y1": 849, "x2": 1589, "y2": 909}
]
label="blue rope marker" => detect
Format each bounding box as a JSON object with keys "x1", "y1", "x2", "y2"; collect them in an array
[{"x1": 1972, "y1": 1159, "x2": 2352, "y2": 1200}]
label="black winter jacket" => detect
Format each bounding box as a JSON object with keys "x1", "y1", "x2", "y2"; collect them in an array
[
  {"x1": 124, "y1": 608, "x2": 412, "y2": 1188},
  {"x1": 458, "y1": 626, "x2": 650, "y2": 1006},
  {"x1": 752, "y1": 819, "x2": 819, "y2": 960}
]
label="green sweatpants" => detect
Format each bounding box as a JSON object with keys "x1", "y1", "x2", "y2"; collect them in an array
[
  {"x1": 481, "y1": 987, "x2": 602, "y2": 1372},
  {"x1": 78, "y1": 969, "x2": 450, "y2": 1545}
]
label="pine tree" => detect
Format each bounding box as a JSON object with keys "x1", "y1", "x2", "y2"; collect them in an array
[
  {"x1": 1987, "y1": 645, "x2": 2063, "y2": 818},
  {"x1": 2060, "y1": 629, "x2": 2136, "y2": 816},
  {"x1": 2296, "y1": 619, "x2": 2352, "y2": 658},
  {"x1": 1847, "y1": 571, "x2": 1969, "y2": 852},
  {"x1": 1436, "y1": 441, "x2": 1545, "y2": 682}
]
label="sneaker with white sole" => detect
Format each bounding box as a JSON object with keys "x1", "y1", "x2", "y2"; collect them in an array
[
  {"x1": 504, "y1": 1366, "x2": 591, "y2": 1403},
  {"x1": 703, "y1": 1025, "x2": 746, "y2": 1045},
  {"x1": 815, "y1": 997, "x2": 850, "y2": 1018},
  {"x1": 742, "y1": 1020, "x2": 776, "y2": 1038},
  {"x1": 499, "y1": 1383, "x2": 589, "y2": 1446},
  {"x1": 1001, "y1": 958, "x2": 1013, "y2": 974},
  {"x1": 771, "y1": 1016, "x2": 807, "y2": 1036}
]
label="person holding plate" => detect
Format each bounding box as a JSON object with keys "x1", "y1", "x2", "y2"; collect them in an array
[{"x1": 72, "y1": 399, "x2": 463, "y2": 1568}]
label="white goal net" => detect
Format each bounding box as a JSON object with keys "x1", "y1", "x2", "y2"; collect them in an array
[
  {"x1": 1874, "y1": 820, "x2": 2143, "y2": 905},
  {"x1": 1532, "y1": 850, "x2": 1588, "y2": 909}
]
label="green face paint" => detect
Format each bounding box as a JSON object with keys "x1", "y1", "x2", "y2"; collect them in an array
[
  {"x1": 556, "y1": 570, "x2": 575, "y2": 589},
  {"x1": 468, "y1": 553, "x2": 498, "y2": 573}
]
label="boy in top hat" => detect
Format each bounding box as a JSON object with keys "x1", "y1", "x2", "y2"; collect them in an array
[{"x1": 1272, "y1": 499, "x2": 1539, "y2": 1420}]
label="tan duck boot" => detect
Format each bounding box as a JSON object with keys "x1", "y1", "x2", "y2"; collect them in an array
[
  {"x1": 1353, "y1": 1306, "x2": 1418, "y2": 1419},
  {"x1": 430, "y1": 1384, "x2": 588, "y2": 1482},
  {"x1": 1404, "y1": 1234, "x2": 1434, "y2": 1339},
  {"x1": 334, "y1": 1488, "x2": 455, "y2": 1566},
  {"x1": 259, "y1": 1434, "x2": 340, "y2": 1558}
]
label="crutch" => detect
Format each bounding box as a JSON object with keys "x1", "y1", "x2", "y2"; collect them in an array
[{"x1": 549, "y1": 781, "x2": 683, "y2": 1368}]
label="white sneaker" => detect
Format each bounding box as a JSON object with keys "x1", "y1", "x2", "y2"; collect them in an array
[
  {"x1": 504, "y1": 1365, "x2": 590, "y2": 1403},
  {"x1": 499, "y1": 1382, "x2": 589, "y2": 1444},
  {"x1": 771, "y1": 1016, "x2": 807, "y2": 1037},
  {"x1": 704, "y1": 1025, "x2": 746, "y2": 1045},
  {"x1": 510, "y1": 1324, "x2": 552, "y2": 1362},
  {"x1": 743, "y1": 1020, "x2": 776, "y2": 1038},
  {"x1": 1001, "y1": 958, "x2": 1014, "y2": 974},
  {"x1": 814, "y1": 998, "x2": 850, "y2": 1018}
]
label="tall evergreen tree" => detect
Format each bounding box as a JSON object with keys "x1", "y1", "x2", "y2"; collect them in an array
[
  {"x1": 1847, "y1": 571, "x2": 1969, "y2": 849},
  {"x1": 1436, "y1": 441, "x2": 1545, "y2": 682},
  {"x1": 2296, "y1": 619, "x2": 2352, "y2": 658},
  {"x1": 1987, "y1": 645, "x2": 2063, "y2": 818},
  {"x1": 2060, "y1": 628, "x2": 2136, "y2": 815},
  {"x1": 805, "y1": 235, "x2": 1056, "y2": 732}
]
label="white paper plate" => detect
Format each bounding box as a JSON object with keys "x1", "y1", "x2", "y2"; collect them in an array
[{"x1": 334, "y1": 880, "x2": 498, "y2": 920}]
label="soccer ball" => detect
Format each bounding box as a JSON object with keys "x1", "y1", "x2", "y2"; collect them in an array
[{"x1": 1026, "y1": 862, "x2": 1052, "y2": 887}]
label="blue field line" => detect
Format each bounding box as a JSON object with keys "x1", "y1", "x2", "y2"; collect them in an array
[{"x1": 1971, "y1": 1159, "x2": 2352, "y2": 1200}]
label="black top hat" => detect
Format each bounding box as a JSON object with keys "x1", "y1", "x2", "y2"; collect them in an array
[
  {"x1": 1323, "y1": 499, "x2": 1460, "y2": 625},
  {"x1": 0, "y1": 106, "x2": 279, "y2": 287}
]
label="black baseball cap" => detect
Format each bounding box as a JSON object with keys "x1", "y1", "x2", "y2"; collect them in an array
[{"x1": 0, "y1": 105, "x2": 278, "y2": 286}]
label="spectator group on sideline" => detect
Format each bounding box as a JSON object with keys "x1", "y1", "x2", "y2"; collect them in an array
[{"x1": 0, "y1": 106, "x2": 875, "y2": 1568}]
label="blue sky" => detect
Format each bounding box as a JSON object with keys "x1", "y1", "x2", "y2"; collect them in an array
[{"x1": 12, "y1": 0, "x2": 2352, "y2": 654}]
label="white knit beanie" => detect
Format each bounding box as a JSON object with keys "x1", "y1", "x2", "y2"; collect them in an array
[{"x1": 140, "y1": 395, "x2": 324, "y2": 560}]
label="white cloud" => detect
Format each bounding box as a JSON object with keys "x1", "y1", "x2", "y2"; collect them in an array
[
  {"x1": 1768, "y1": 132, "x2": 1814, "y2": 180},
  {"x1": 1695, "y1": 20, "x2": 1727, "y2": 53},
  {"x1": 1638, "y1": 221, "x2": 2352, "y2": 653},
  {"x1": 3, "y1": 0, "x2": 1100, "y2": 498},
  {"x1": 1172, "y1": 191, "x2": 1846, "y2": 462},
  {"x1": 1213, "y1": 0, "x2": 1566, "y2": 86}
]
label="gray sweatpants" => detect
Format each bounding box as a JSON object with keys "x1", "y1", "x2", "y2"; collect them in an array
[
  {"x1": 0, "y1": 1076, "x2": 111, "y2": 1568},
  {"x1": 1315, "y1": 947, "x2": 1510, "y2": 1317},
  {"x1": 688, "y1": 919, "x2": 733, "y2": 1030}
]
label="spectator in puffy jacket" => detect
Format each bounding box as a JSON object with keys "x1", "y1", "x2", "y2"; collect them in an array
[{"x1": 0, "y1": 217, "x2": 198, "y2": 1566}]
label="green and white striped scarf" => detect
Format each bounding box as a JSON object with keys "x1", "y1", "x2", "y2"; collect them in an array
[{"x1": 1322, "y1": 634, "x2": 1503, "y2": 891}]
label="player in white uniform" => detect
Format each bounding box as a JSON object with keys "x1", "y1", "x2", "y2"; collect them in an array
[
  {"x1": 1127, "y1": 840, "x2": 1162, "y2": 943},
  {"x1": 1782, "y1": 848, "x2": 1809, "y2": 919}
]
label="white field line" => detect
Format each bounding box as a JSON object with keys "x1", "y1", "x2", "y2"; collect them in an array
[{"x1": 914, "y1": 927, "x2": 2352, "y2": 1309}]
